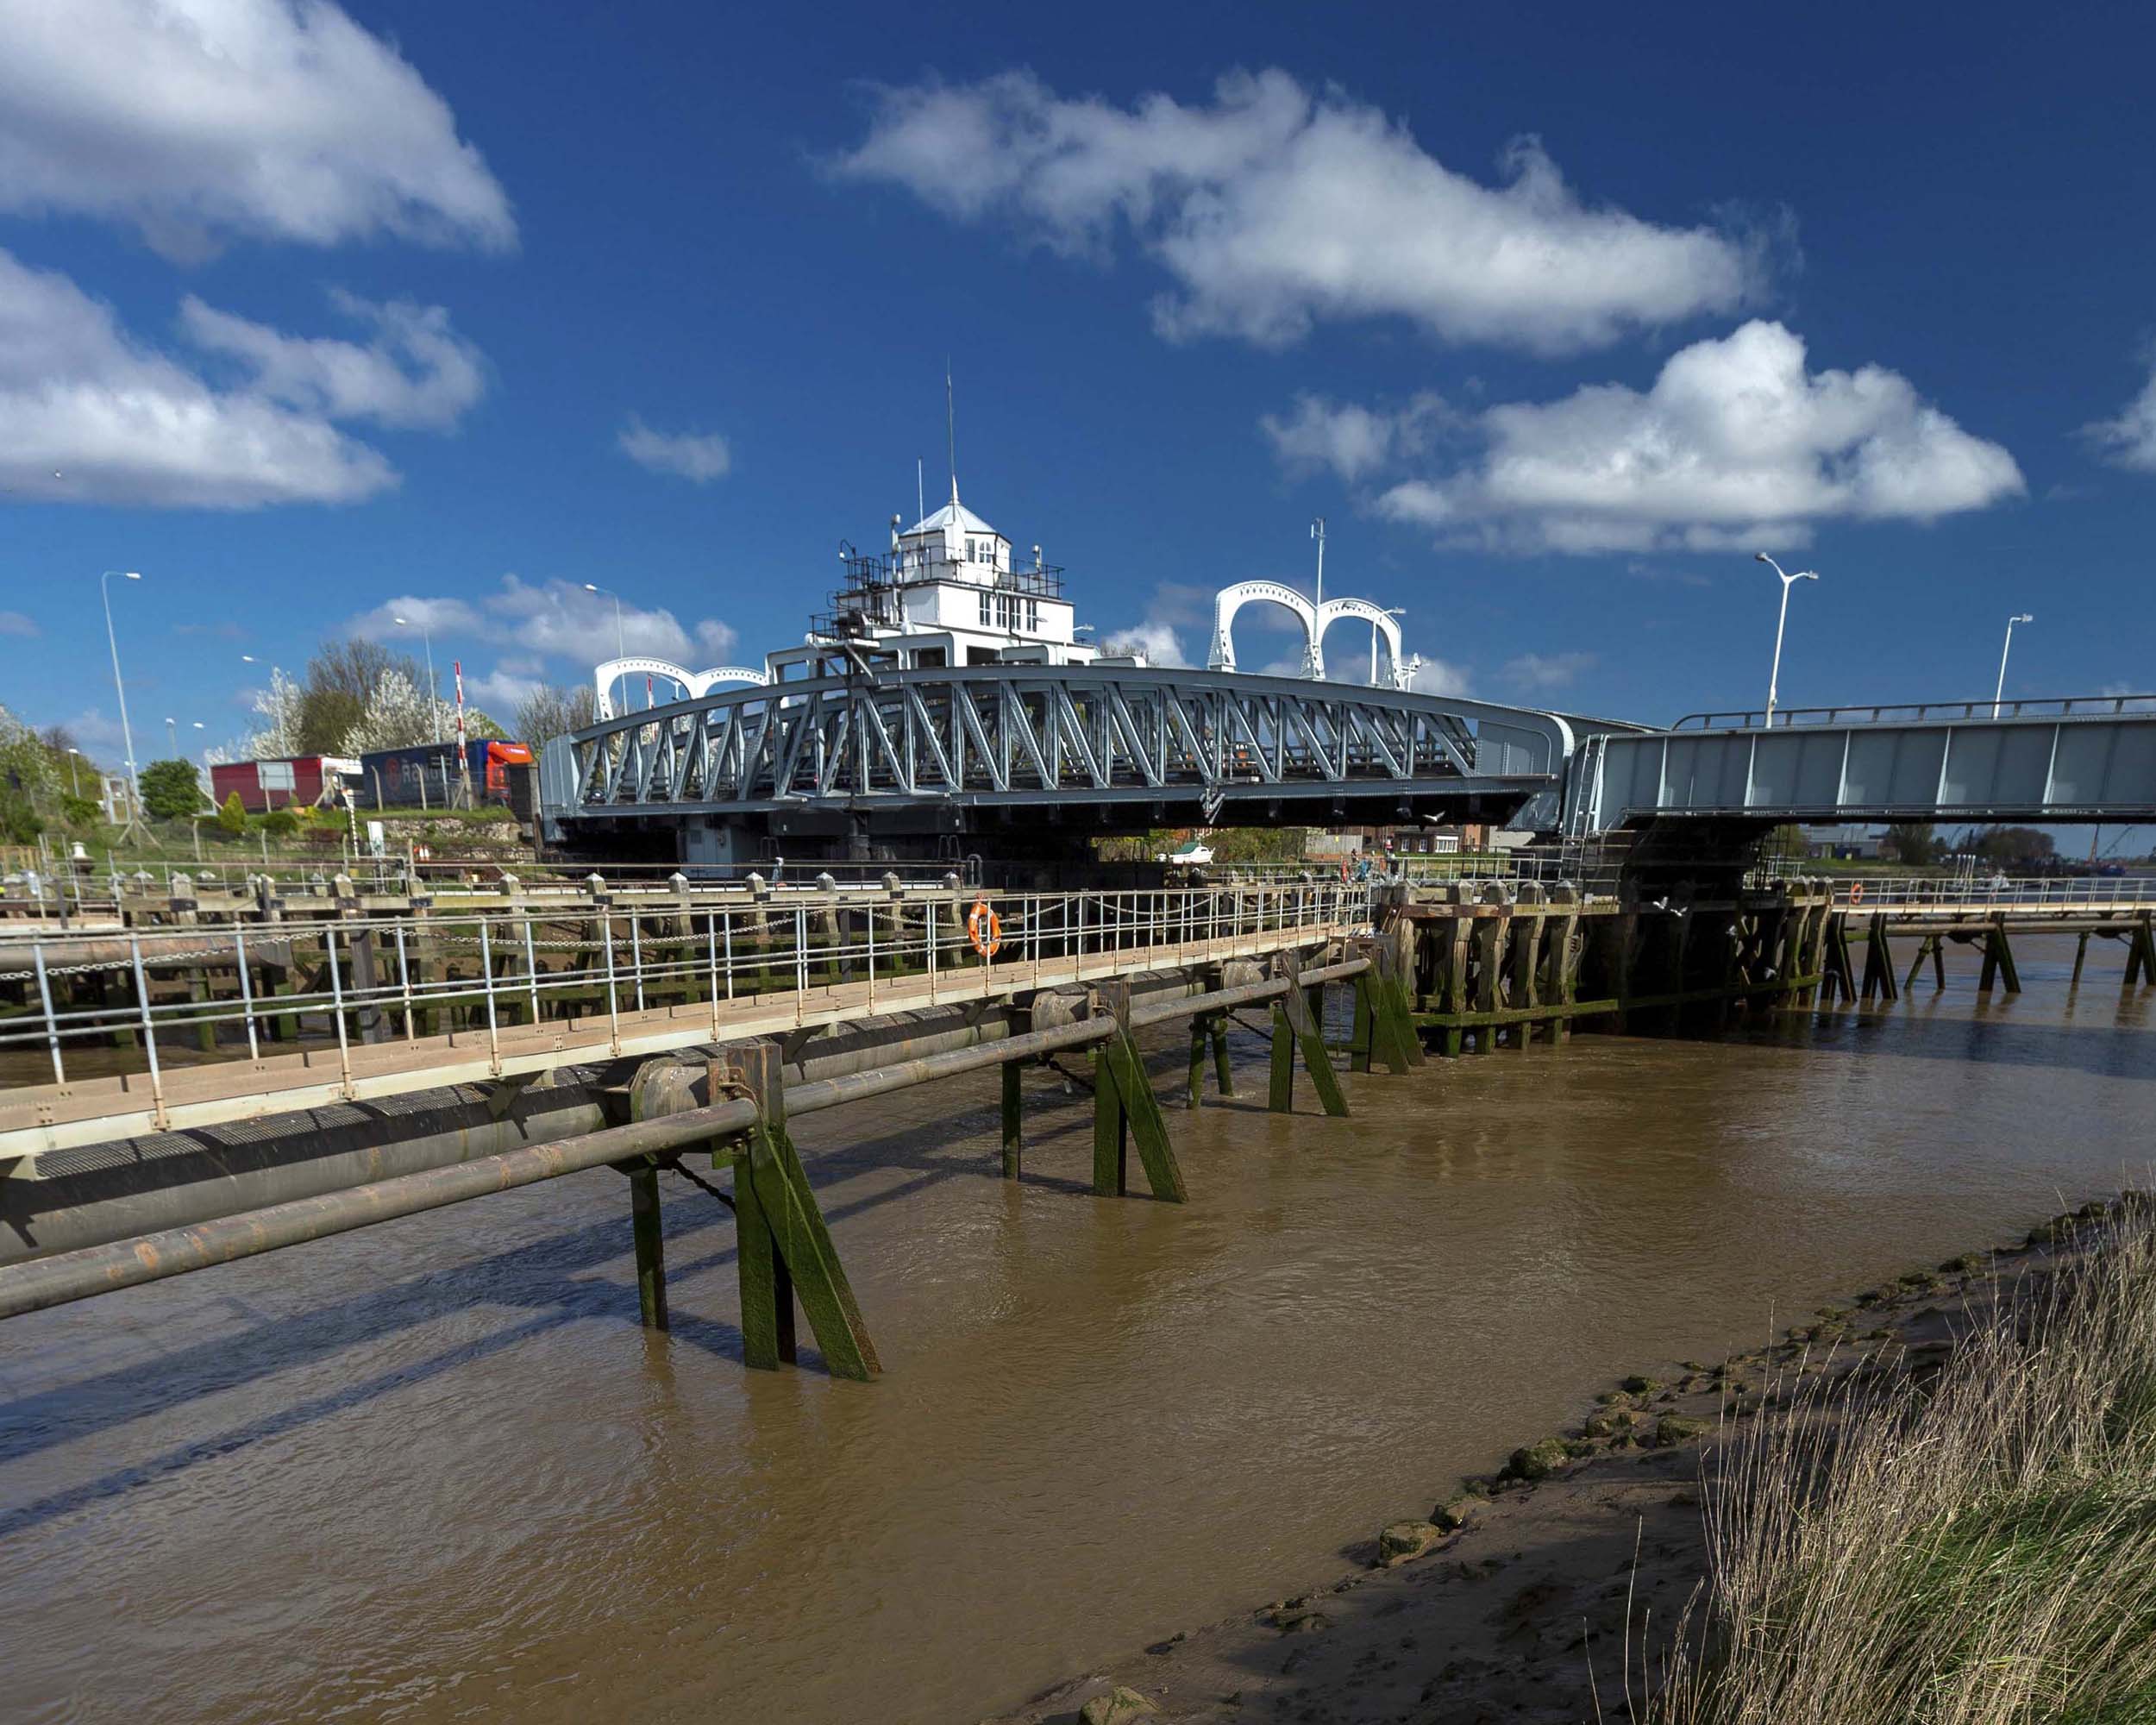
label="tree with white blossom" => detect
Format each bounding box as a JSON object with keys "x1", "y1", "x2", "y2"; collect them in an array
[{"x1": 338, "y1": 667, "x2": 500, "y2": 754}]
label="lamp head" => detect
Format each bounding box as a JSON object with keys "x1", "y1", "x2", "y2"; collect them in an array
[
  {"x1": 2012, "y1": 612, "x2": 2033, "y2": 624},
  {"x1": 123, "y1": 571, "x2": 140, "y2": 580},
  {"x1": 393, "y1": 615, "x2": 408, "y2": 626},
  {"x1": 1754, "y1": 551, "x2": 1771, "y2": 563},
  {"x1": 583, "y1": 582, "x2": 601, "y2": 593}
]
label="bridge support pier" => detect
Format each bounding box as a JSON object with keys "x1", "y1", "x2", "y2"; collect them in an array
[
  {"x1": 1088, "y1": 981, "x2": 1185, "y2": 1201},
  {"x1": 724, "y1": 1041, "x2": 881, "y2": 1378},
  {"x1": 624, "y1": 1044, "x2": 881, "y2": 1377},
  {"x1": 1269, "y1": 956, "x2": 1349, "y2": 1117},
  {"x1": 1978, "y1": 921, "x2": 2022, "y2": 994},
  {"x1": 2128, "y1": 918, "x2": 2156, "y2": 987},
  {"x1": 1187, "y1": 1014, "x2": 1234, "y2": 1107},
  {"x1": 1861, "y1": 915, "x2": 1900, "y2": 1003}
]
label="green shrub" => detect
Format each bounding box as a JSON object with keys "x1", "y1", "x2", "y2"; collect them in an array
[
  {"x1": 139, "y1": 758, "x2": 205, "y2": 820},
  {"x1": 216, "y1": 791, "x2": 248, "y2": 836}
]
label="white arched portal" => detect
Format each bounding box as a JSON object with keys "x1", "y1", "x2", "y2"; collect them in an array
[
  {"x1": 594, "y1": 657, "x2": 768, "y2": 720},
  {"x1": 1313, "y1": 597, "x2": 1408, "y2": 690},
  {"x1": 1207, "y1": 581, "x2": 1319, "y2": 678},
  {"x1": 1206, "y1": 583, "x2": 1412, "y2": 687}
]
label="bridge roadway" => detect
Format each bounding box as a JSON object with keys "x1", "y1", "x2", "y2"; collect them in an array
[
  {"x1": 1565, "y1": 695, "x2": 2156, "y2": 833},
  {"x1": 0, "y1": 882, "x2": 1365, "y2": 1167}
]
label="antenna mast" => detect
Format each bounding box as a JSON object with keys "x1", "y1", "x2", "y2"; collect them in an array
[
  {"x1": 917, "y1": 458, "x2": 924, "y2": 524},
  {"x1": 945, "y1": 361, "x2": 958, "y2": 505}
]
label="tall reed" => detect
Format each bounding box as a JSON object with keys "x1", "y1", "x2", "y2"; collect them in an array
[{"x1": 1651, "y1": 1201, "x2": 2156, "y2": 1725}]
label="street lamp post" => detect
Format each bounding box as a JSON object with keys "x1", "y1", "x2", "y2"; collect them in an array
[
  {"x1": 1370, "y1": 606, "x2": 1406, "y2": 686},
  {"x1": 393, "y1": 615, "x2": 441, "y2": 743},
  {"x1": 1304, "y1": 520, "x2": 1327, "y2": 680},
  {"x1": 1993, "y1": 613, "x2": 2034, "y2": 718},
  {"x1": 584, "y1": 583, "x2": 629, "y2": 712},
  {"x1": 65, "y1": 748, "x2": 81, "y2": 798},
  {"x1": 99, "y1": 568, "x2": 142, "y2": 813},
  {"x1": 1754, "y1": 553, "x2": 1819, "y2": 726}
]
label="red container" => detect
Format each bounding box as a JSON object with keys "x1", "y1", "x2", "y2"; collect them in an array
[{"x1": 210, "y1": 756, "x2": 336, "y2": 813}]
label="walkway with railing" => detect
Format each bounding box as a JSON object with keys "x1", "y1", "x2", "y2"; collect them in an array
[
  {"x1": 0, "y1": 883, "x2": 1368, "y2": 1162},
  {"x1": 1769, "y1": 875, "x2": 2156, "y2": 915}
]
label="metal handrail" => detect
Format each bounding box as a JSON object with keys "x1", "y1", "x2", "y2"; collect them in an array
[
  {"x1": 1673, "y1": 693, "x2": 2156, "y2": 731},
  {"x1": 1751, "y1": 870, "x2": 2156, "y2": 912},
  {"x1": 0, "y1": 883, "x2": 1371, "y2": 1125}
]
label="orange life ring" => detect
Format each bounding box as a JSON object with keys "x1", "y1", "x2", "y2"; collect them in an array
[
  {"x1": 967, "y1": 897, "x2": 1002, "y2": 957},
  {"x1": 1850, "y1": 881, "x2": 1865, "y2": 904}
]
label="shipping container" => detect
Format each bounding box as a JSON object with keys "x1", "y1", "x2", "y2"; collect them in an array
[
  {"x1": 209, "y1": 756, "x2": 357, "y2": 814},
  {"x1": 356, "y1": 740, "x2": 533, "y2": 810}
]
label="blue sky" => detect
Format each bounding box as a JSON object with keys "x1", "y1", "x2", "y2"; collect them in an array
[{"x1": 2, "y1": 1, "x2": 2153, "y2": 797}]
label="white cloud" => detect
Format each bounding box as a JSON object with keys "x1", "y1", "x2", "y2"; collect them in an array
[
  {"x1": 181, "y1": 291, "x2": 485, "y2": 430},
  {"x1": 0, "y1": 611, "x2": 36, "y2": 636},
  {"x1": 1261, "y1": 392, "x2": 1453, "y2": 482},
  {"x1": 1501, "y1": 650, "x2": 1595, "y2": 691},
  {"x1": 1375, "y1": 321, "x2": 2023, "y2": 554},
  {"x1": 348, "y1": 575, "x2": 739, "y2": 673},
  {"x1": 0, "y1": 0, "x2": 515, "y2": 260},
  {"x1": 1102, "y1": 581, "x2": 1221, "y2": 666},
  {"x1": 464, "y1": 657, "x2": 550, "y2": 715},
  {"x1": 1407, "y1": 658, "x2": 1472, "y2": 697},
  {"x1": 693, "y1": 618, "x2": 742, "y2": 661},
  {"x1": 834, "y1": 69, "x2": 1764, "y2": 353},
  {"x1": 0, "y1": 247, "x2": 427, "y2": 506},
  {"x1": 53, "y1": 706, "x2": 129, "y2": 757},
  {"x1": 1100, "y1": 619, "x2": 1189, "y2": 666},
  {"x1": 2086, "y1": 361, "x2": 2156, "y2": 474},
  {"x1": 619, "y1": 416, "x2": 731, "y2": 483}
]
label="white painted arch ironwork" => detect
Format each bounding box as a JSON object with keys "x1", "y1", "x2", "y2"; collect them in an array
[
  {"x1": 554, "y1": 662, "x2": 1596, "y2": 822},
  {"x1": 594, "y1": 656, "x2": 767, "y2": 721},
  {"x1": 1206, "y1": 581, "x2": 1411, "y2": 687}
]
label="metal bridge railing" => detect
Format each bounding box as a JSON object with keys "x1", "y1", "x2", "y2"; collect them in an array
[
  {"x1": 0, "y1": 856, "x2": 989, "y2": 926},
  {"x1": 0, "y1": 883, "x2": 1369, "y2": 1126},
  {"x1": 1674, "y1": 693, "x2": 2156, "y2": 731},
  {"x1": 1756, "y1": 874, "x2": 2156, "y2": 913}
]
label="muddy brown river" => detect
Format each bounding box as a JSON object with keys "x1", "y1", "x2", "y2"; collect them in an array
[{"x1": 4, "y1": 935, "x2": 2152, "y2": 1723}]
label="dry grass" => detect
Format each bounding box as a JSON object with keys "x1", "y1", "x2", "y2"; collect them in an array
[{"x1": 1647, "y1": 1199, "x2": 2156, "y2": 1725}]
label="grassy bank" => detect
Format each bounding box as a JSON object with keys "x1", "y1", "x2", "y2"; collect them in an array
[{"x1": 1654, "y1": 1199, "x2": 2156, "y2": 1725}]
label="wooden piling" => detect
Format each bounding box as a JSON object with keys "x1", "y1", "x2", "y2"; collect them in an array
[
  {"x1": 732, "y1": 1040, "x2": 878, "y2": 1377},
  {"x1": 1001, "y1": 1057, "x2": 1023, "y2": 1178},
  {"x1": 1208, "y1": 1013, "x2": 1235, "y2": 1098},
  {"x1": 626, "y1": 1159, "x2": 667, "y2": 1332}
]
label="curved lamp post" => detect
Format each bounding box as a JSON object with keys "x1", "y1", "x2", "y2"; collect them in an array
[
  {"x1": 100, "y1": 569, "x2": 142, "y2": 815},
  {"x1": 1755, "y1": 553, "x2": 1819, "y2": 726},
  {"x1": 1993, "y1": 613, "x2": 2033, "y2": 718}
]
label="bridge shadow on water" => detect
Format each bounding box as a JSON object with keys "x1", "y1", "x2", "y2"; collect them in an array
[{"x1": 0, "y1": 1078, "x2": 1115, "y2": 1535}]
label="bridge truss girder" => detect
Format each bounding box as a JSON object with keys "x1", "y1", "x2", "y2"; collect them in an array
[{"x1": 559, "y1": 664, "x2": 1580, "y2": 824}]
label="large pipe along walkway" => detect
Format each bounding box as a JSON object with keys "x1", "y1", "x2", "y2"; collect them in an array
[{"x1": 0, "y1": 952, "x2": 1423, "y2": 1381}]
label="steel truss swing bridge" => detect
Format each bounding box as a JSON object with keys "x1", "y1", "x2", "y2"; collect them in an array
[{"x1": 544, "y1": 661, "x2": 1633, "y2": 846}]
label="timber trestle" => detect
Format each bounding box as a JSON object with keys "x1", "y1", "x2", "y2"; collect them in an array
[
  {"x1": 0, "y1": 950, "x2": 1430, "y2": 1388},
  {"x1": 1382, "y1": 879, "x2": 1839, "y2": 1050}
]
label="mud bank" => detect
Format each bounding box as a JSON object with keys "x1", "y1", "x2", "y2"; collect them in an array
[{"x1": 986, "y1": 1196, "x2": 2127, "y2": 1725}]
